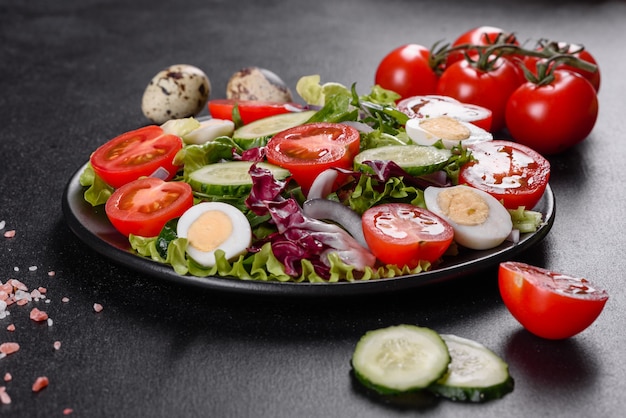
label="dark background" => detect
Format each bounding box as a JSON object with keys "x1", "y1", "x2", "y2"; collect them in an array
[{"x1": 1, "y1": 0, "x2": 625, "y2": 416}]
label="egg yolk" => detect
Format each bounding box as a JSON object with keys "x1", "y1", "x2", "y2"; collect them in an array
[
  {"x1": 187, "y1": 210, "x2": 233, "y2": 252},
  {"x1": 437, "y1": 187, "x2": 489, "y2": 226}
]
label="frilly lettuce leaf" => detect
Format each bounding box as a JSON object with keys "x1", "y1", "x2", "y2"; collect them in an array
[{"x1": 79, "y1": 163, "x2": 113, "y2": 206}]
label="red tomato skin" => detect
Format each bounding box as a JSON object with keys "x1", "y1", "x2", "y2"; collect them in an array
[
  {"x1": 459, "y1": 140, "x2": 550, "y2": 210},
  {"x1": 266, "y1": 123, "x2": 360, "y2": 193},
  {"x1": 505, "y1": 70, "x2": 599, "y2": 155},
  {"x1": 208, "y1": 99, "x2": 304, "y2": 125},
  {"x1": 362, "y1": 203, "x2": 454, "y2": 268},
  {"x1": 105, "y1": 177, "x2": 193, "y2": 237},
  {"x1": 522, "y1": 44, "x2": 601, "y2": 92},
  {"x1": 90, "y1": 126, "x2": 182, "y2": 189},
  {"x1": 499, "y1": 262, "x2": 609, "y2": 340},
  {"x1": 375, "y1": 44, "x2": 439, "y2": 99},
  {"x1": 446, "y1": 26, "x2": 519, "y2": 67},
  {"x1": 436, "y1": 57, "x2": 521, "y2": 133}
]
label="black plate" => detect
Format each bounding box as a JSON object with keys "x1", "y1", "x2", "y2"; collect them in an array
[{"x1": 62, "y1": 163, "x2": 555, "y2": 297}]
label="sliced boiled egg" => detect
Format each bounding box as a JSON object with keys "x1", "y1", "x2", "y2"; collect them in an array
[
  {"x1": 176, "y1": 202, "x2": 251, "y2": 267},
  {"x1": 183, "y1": 117, "x2": 235, "y2": 145},
  {"x1": 406, "y1": 115, "x2": 492, "y2": 149},
  {"x1": 424, "y1": 185, "x2": 512, "y2": 250}
]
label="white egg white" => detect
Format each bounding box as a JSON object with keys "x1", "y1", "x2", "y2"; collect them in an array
[
  {"x1": 424, "y1": 185, "x2": 512, "y2": 250},
  {"x1": 406, "y1": 117, "x2": 492, "y2": 149},
  {"x1": 183, "y1": 117, "x2": 235, "y2": 145},
  {"x1": 177, "y1": 202, "x2": 252, "y2": 267}
]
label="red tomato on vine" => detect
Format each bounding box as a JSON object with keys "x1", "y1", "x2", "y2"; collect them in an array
[
  {"x1": 436, "y1": 55, "x2": 521, "y2": 133},
  {"x1": 446, "y1": 26, "x2": 519, "y2": 67},
  {"x1": 505, "y1": 69, "x2": 598, "y2": 155}
]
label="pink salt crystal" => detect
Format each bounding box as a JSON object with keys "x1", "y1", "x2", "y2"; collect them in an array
[
  {"x1": 6, "y1": 324, "x2": 15, "y2": 332},
  {"x1": 3, "y1": 373, "x2": 11, "y2": 382},
  {"x1": 63, "y1": 408, "x2": 74, "y2": 415},
  {"x1": 30, "y1": 307, "x2": 49, "y2": 322},
  {"x1": 54, "y1": 341, "x2": 62, "y2": 350},
  {"x1": 0, "y1": 386, "x2": 10, "y2": 405},
  {"x1": 0, "y1": 342, "x2": 19, "y2": 355},
  {"x1": 38, "y1": 287, "x2": 47, "y2": 294},
  {"x1": 9, "y1": 279, "x2": 27, "y2": 291},
  {"x1": 48, "y1": 271, "x2": 56, "y2": 277},
  {"x1": 62, "y1": 297, "x2": 70, "y2": 303},
  {"x1": 93, "y1": 303, "x2": 103, "y2": 313},
  {"x1": 3, "y1": 230, "x2": 15, "y2": 239},
  {"x1": 32, "y1": 376, "x2": 49, "y2": 392}
]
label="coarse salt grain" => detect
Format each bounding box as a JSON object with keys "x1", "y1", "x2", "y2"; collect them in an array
[
  {"x1": 62, "y1": 297, "x2": 70, "y2": 303},
  {"x1": 32, "y1": 376, "x2": 49, "y2": 392},
  {"x1": 54, "y1": 341, "x2": 62, "y2": 350},
  {"x1": 0, "y1": 386, "x2": 10, "y2": 405},
  {"x1": 4, "y1": 230, "x2": 15, "y2": 239},
  {"x1": 29, "y1": 266, "x2": 37, "y2": 272},
  {"x1": 93, "y1": 303, "x2": 103, "y2": 313},
  {"x1": 0, "y1": 220, "x2": 5, "y2": 229},
  {"x1": 63, "y1": 408, "x2": 74, "y2": 415},
  {"x1": 0, "y1": 342, "x2": 20, "y2": 355},
  {"x1": 3, "y1": 373, "x2": 11, "y2": 382},
  {"x1": 6, "y1": 324, "x2": 15, "y2": 332},
  {"x1": 48, "y1": 271, "x2": 56, "y2": 277},
  {"x1": 30, "y1": 307, "x2": 49, "y2": 322},
  {"x1": 47, "y1": 318, "x2": 53, "y2": 327}
]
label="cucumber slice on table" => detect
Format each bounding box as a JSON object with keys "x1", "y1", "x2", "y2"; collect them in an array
[
  {"x1": 354, "y1": 145, "x2": 452, "y2": 177},
  {"x1": 233, "y1": 110, "x2": 316, "y2": 141},
  {"x1": 351, "y1": 325, "x2": 450, "y2": 395},
  {"x1": 188, "y1": 161, "x2": 290, "y2": 196},
  {"x1": 429, "y1": 334, "x2": 514, "y2": 402}
]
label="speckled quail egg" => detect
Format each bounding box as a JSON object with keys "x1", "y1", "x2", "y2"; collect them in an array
[
  {"x1": 424, "y1": 185, "x2": 512, "y2": 250},
  {"x1": 142, "y1": 64, "x2": 211, "y2": 124},
  {"x1": 177, "y1": 202, "x2": 252, "y2": 268},
  {"x1": 226, "y1": 67, "x2": 292, "y2": 102},
  {"x1": 406, "y1": 116, "x2": 493, "y2": 149}
]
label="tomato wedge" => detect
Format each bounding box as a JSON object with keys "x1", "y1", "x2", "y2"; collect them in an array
[
  {"x1": 105, "y1": 177, "x2": 193, "y2": 237},
  {"x1": 265, "y1": 122, "x2": 360, "y2": 193},
  {"x1": 397, "y1": 95, "x2": 493, "y2": 132},
  {"x1": 459, "y1": 140, "x2": 550, "y2": 210},
  {"x1": 362, "y1": 203, "x2": 454, "y2": 268},
  {"x1": 208, "y1": 99, "x2": 305, "y2": 125},
  {"x1": 499, "y1": 261, "x2": 609, "y2": 340},
  {"x1": 90, "y1": 125, "x2": 182, "y2": 189}
]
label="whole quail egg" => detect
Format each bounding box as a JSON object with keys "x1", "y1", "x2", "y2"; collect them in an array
[
  {"x1": 142, "y1": 64, "x2": 211, "y2": 124},
  {"x1": 226, "y1": 67, "x2": 292, "y2": 102}
]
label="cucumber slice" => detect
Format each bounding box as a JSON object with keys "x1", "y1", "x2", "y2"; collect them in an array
[
  {"x1": 428, "y1": 334, "x2": 514, "y2": 402},
  {"x1": 188, "y1": 161, "x2": 290, "y2": 196},
  {"x1": 233, "y1": 110, "x2": 316, "y2": 141},
  {"x1": 354, "y1": 145, "x2": 452, "y2": 177},
  {"x1": 351, "y1": 325, "x2": 450, "y2": 395}
]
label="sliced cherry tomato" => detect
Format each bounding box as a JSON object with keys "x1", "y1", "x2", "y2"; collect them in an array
[
  {"x1": 208, "y1": 99, "x2": 304, "y2": 125},
  {"x1": 505, "y1": 70, "x2": 598, "y2": 155},
  {"x1": 522, "y1": 42, "x2": 601, "y2": 92},
  {"x1": 265, "y1": 122, "x2": 360, "y2": 193},
  {"x1": 499, "y1": 261, "x2": 609, "y2": 340},
  {"x1": 397, "y1": 95, "x2": 493, "y2": 132},
  {"x1": 374, "y1": 44, "x2": 439, "y2": 99},
  {"x1": 437, "y1": 56, "x2": 522, "y2": 133},
  {"x1": 105, "y1": 177, "x2": 193, "y2": 237},
  {"x1": 362, "y1": 203, "x2": 454, "y2": 268},
  {"x1": 459, "y1": 140, "x2": 550, "y2": 210},
  {"x1": 446, "y1": 26, "x2": 519, "y2": 67},
  {"x1": 90, "y1": 125, "x2": 182, "y2": 189}
]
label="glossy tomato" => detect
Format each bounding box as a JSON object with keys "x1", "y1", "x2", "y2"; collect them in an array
[
  {"x1": 499, "y1": 261, "x2": 609, "y2": 340},
  {"x1": 90, "y1": 125, "x2": 183, "y2": 189},
  {"x1": 505, "y1": 70, "x2": 598, "y2": 155},
  {"x1": 397, "y1": 95, "x2": 493, "y2": 132},
  {"x1": 208, "y1": 99, "x2": 305, "y2": 125},
  {"x1": 446, "y1": 26, "x2": 519, "y2": 67},
  {"x1": 437, "y1": 56, "x2": 521, "y2": 133},
  {"x1": 374, "y1": 44, "x2": 439, "y2": 99},
  {"x1": 362, "y1": 203, "x2": 454, "y2": 268},
  {"x1": 522, "y1": 42, "x2": 601, "y2": 92},
  {"x1": 105, "y1": 177, "x2": 193, "y2": 237},
  {"x1": 265, "y1": 122, "x2": 360, "y2": 193},
  {"x1": 459, "y1": 140, "x2": 550, "y2": 209}
]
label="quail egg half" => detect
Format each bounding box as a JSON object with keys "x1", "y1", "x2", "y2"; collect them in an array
[
  {"x1": 142, "y1": 64, "x2": 211, "y2": 124},
  {"x1": 177, "y1": 202, "x2": 252, "y2": 268},
  {"x1": 226, "y1": 66, "x2": 292, "y2": 102},
  {"x1": 424, "y1": 185, "x2": 512, "y2": 250}
]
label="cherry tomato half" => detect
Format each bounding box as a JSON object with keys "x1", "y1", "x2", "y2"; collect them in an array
[
  {"x1": 437, "y1": 56, "x2": 521, "y2": 133},
  {"x1": 397, "y1": 95, "x2": 493, "y2": 132},
  {"x1": 208, "y1": 99, "x2": 304, "y2": 125},
  {"x1": 505, "y1": 70, "x2": 599, "y2": 155},
  {"x1": 265, "y1": 122, "x2": 360, "y2": 193},
  {"x1": 499, "y1": 261, "x2": 609, "y2": 340},
  {"x1": 374, "y1": 44, "x2": 439, "y2": 99},
  {"x1": 362, "y1": 203, "x2": 454, "y2": 268},
  {"x1": 90, "y1": 125, "x2": 183, "y2": 189},
  {"x1": 105, "y1": 177, "x2": 193, "y2": 237},
  {"x1": 459, "y1": 140, "x2": 550, "y2": 210}
]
